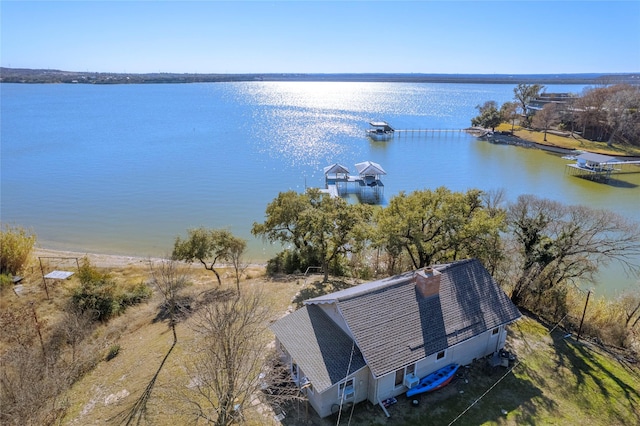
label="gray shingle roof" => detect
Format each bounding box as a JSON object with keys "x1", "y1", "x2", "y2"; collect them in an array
[
  {"x1": 270, "y1": 304, "x2": 366, "y2": 393},
  {"x1": 577, "y1": 152, "x2": 617, "y2": 164},
  {"x1": 335, "y1": 259, "x2": 521, "y2": 377},
  {"x1": 271, "y1": 259, "x2": 521, "y2": 387}
]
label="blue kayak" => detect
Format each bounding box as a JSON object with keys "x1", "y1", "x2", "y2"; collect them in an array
[{"x1": 406, "y1": 363, "x2": 460, "y2": 397}]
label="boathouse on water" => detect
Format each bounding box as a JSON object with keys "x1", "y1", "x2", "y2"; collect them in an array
[
  {"x1": 565, "y1": 152, "x2": 619, "y2": 181},
  {"x1": 322, "y1": 161, "x2": 386, "y2": 204},
  {"x1": 270, "y1": 259, "x2": 521, "y2": 418}
]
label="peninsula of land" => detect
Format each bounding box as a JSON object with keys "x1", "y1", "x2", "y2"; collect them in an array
[{"x1": 1, "y1": 67, "x2": 639, "y2": 85}]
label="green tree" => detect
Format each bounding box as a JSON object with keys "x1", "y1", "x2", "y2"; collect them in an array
[
  {"x1": 375, "y1": 187, "x2": 505, "y2": 270},
  {"x1": 251, "y1": 190, "x2": 311, "y2": 253},
  {"x1": 471, "y1": 100, "x2": 502, "y2": 131},
  {"x1": 172, "y1": 228, "x2": 246, "y2": 287},
  {"x1": 252, "y1": 189, "x2": 371, "y2": 281},
  {"x1": 0, "y1": 224, "x2": 36, "y2": 276},
  {"x1": 513, "y1": 83, "x2": 544, "y2": 118}
]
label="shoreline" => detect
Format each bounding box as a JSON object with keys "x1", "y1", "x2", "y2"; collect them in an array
[
  {"x1": 465, "y1": 127, "x2": 640, "y2": 160},
  {"x1": 33, "y1": 247, "x2": 169, "y2": 269},
  {"x1": 33, "y1": 247, "x2": 267, "y2": 269}
]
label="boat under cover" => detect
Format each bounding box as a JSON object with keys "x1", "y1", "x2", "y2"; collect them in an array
[
  {"x1": 366, "y1": 121, "x2": 394, "y2": 141},
  {"x1": 406, "y1": 363, "x2": 460, "y2": 397}
]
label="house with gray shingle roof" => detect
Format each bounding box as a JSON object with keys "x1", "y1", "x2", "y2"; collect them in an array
[{"x1": 270, "y1": 259, "x2": 521, "y2": 418}]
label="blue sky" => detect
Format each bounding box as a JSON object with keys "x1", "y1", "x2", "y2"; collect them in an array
[{"x1": 1, "y1": 1, "x2": 639, "y2": 74}]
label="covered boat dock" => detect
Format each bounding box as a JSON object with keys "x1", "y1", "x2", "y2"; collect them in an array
[
  {"x1": 322, "y1": 161, "x2": 386, "y2": 203},
  {"x1": 565, "y1": 153, "x2": 620, "y2": 182}
]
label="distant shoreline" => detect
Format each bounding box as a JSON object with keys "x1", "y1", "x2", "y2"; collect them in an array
[{"x1": 2, "y1": 67, "x2": 639, "y2": 85}]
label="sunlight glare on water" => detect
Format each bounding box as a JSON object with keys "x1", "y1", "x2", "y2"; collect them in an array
[
  {"x1": 238, "y1": 82, "x2": 394, "y2": 168},
  {"x1": 3, "y1": 81, "x2": 637, "y2": 296}
]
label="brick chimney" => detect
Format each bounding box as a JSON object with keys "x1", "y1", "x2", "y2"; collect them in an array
[{"x1": 414, "y1": 267, "x2": 441, "y2": 298}]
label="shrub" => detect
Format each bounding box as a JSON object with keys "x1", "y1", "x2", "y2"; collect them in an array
[
  {"x1": 0, "y1": 224, "x2": 36, "y2": 275},
  {"x1": 1, "y1": 273, "x2": 13, "y2": 290},
  {"x1": 70, "y1": 258, "x2": 150, "y2": 321}
]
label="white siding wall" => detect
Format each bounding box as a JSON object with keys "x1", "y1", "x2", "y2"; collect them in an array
[
  {"x1": 370, "y1": 327, "x2": 509, "y2": 403},
  {"x1": 313, "y1": 367, "x2": 370, "y2": 418}
]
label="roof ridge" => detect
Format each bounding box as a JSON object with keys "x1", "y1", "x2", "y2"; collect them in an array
[{"x1": 304, "y1": 259, "x2": 479, "y2": 305}]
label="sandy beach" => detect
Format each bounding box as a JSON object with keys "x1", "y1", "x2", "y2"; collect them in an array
[{"x1": 33, "y1": 247, "x2": 167, "y2": 269}]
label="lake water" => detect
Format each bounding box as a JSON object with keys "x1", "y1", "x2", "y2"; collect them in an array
[{"x1": 1, "y1": 82, "x2": 638, "y2": 296}]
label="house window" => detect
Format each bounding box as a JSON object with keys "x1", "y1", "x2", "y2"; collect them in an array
[
  {"x1": 291, "y1": 362, "x2": 299, "y2": 383},
  {"x1": 437, "y1": 350, "x2": 446, "y2": 360},
  {"x1": 492, "y1": 327, "x2": 500, "y2": 335},
  {"x1": 339, "y1": 378, "x2": 355, "y2": 400},
  {"x1": 394, "y1": 369, "x2": 403, "y2": 387},
  {"x1": 395, "y1": 364, "x2": 416, "y2": 388}
]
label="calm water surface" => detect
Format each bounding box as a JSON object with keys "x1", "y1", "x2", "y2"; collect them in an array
[{"x1": 1, "y1": 82, "x2": 638, "y2": 295}]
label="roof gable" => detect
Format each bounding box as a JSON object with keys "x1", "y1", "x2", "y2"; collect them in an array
[{"x1": 270, "y1": 304, "x2": 366, "y2": 392}]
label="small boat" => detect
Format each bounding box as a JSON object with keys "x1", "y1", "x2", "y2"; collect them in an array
[
  {"x1": 406, "y1": 363, "x2": 459, "y2": 397},
  {"x1": 366, "y1": 121, "x2": 394, "y2": 141}
]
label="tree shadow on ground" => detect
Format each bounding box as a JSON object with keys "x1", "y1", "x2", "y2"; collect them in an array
[
  {"x1": 550, "y1": 330, "x2": 640, "y2": 425},
  {"x1": 152, "y1": 295, "x2": 195, "y2": 324},
  {"x1": 291, "y1": 279, "x2": 354, "y2": 309},
  {"x1": 198, "y1": 287, "x2": 236, "y2": 305},
  {"x1": 152, "y1": 288, "x2": 237, "y2": 324}
]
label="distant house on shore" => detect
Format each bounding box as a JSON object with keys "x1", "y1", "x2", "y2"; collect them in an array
[
  {"x1": 270, "y1": 258, "x2": 521, "y2": 418},
  {"x1": 526, "y1": 92, "x2": 577, "y2": 114}
]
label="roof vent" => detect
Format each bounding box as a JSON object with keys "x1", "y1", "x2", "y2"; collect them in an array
[{"x1": 415, "y1": 267, "x2": 441, "y2": 298}]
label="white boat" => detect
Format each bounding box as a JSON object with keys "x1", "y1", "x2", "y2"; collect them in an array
[{"x1": 366, "y1": 121, "x2": 394, "y2": 141}]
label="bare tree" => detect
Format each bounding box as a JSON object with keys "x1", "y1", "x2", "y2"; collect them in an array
[
  {"x1": 507, "y1": 195, "x2": 640, "y2": 310},
  {"x1": 618, "y1": 284, "x2": 640, "y2": 330},
  {"x1": 531, "y1": 103, "x2": 559, "y2": 142},
  {"x1": 115, "y1": 259, "x2": 188, "y2": 426},
  {"x1": 148, "y1": 258, "x2": 190, "y2": 325},
  {"x1": 500, "y1": 101, "x2": 520, "y2": 133},
  {"x1": 226, "y1": 237, "x2": 247, "y2": 294},
  {"x1": 184, "y1": 290, "x2": 272, "y2": 426},
  {"x1": 604, "y1": 85, "x2": 640, "y2": 146}
]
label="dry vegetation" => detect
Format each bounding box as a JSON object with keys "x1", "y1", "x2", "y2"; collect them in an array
[{"x1": 1, "y1": 249, "x2": 639, "y2": 425}]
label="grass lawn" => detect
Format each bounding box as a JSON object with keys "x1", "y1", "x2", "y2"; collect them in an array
[
  {"x1": 5, "y1": 259, "x2": 639, "y2": 425},
  {"x1": 279, "y1": 314, "x2": 640, "y2": 426},
  {"x1": 495, "y1": 124, "x2": 640, "y2": 157}
]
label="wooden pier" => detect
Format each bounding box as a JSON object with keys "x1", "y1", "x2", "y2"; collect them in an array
[
  {"x1": 394, "y1": 128, "x2": 465, "y2": 135},
  {"x1": 365, "y1": 122, "x2": 473, "y2": 141}
]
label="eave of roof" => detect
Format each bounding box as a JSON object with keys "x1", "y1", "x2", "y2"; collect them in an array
[{"x1": 269, "y1": 304, "x2": 367, "y2": 393}]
